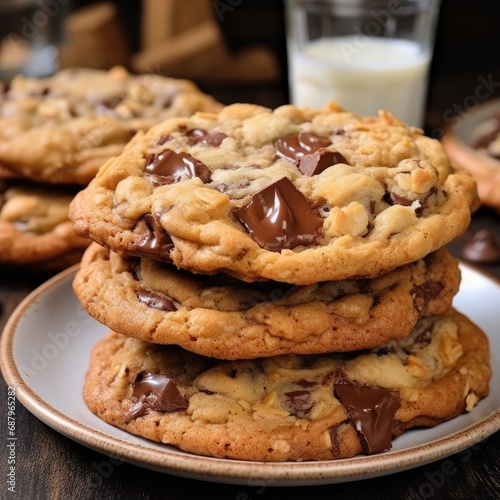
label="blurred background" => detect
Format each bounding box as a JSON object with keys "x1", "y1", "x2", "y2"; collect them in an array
[{"x1": 1, "y1": 0, "x2": 499, "y2": 137}]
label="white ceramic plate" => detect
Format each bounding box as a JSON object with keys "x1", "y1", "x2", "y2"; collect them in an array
[{"x1": 1, "y1": 262, "x2": 499, "y2": 486}]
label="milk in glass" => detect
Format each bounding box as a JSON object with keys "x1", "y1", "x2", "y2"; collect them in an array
[{"x1": 289, "y1": 35, "x2": 430, "y2": 127}]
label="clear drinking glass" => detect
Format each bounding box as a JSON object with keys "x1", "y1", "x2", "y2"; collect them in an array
[
  {"x1": 284, "y1": 0, "x2": 442, "y2": 127},
  {"x1": 0, "y1": 0, "x2": 66, "y2": 81}
]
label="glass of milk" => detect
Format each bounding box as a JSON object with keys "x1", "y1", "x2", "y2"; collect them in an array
[
  {"x1": 284, "y1": 0, "x2": 442, "y2": 127},
  {"x1": 0, "y1": 0, "x2": 67, "y2": 82}
]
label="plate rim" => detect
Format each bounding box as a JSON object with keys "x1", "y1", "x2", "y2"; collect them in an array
[{"x1": 1, "y1": 263, "x2": 499, "y2": 486}]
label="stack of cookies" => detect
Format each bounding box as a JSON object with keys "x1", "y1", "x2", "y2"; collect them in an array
[
  {"x1": 69, "y1": 102, "x2": 491, "y2": 461},
  {"x1": 0, "y1": 66, "x2": 222, "y2": 272}
]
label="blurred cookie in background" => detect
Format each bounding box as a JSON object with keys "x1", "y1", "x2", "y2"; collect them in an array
[
  {"x1": 442, "y1": 98, "x2": 500, "y2": 213},
  {"x1": 0, "y1": 65, "x2": 223, "y2": 185},
  {"x1": 0, "y1": 180, "x2": 90, "y2": 272}
]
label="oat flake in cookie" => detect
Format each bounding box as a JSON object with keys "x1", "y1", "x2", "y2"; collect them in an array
[
  {"x1": 70, "y1": 102, "x2": 477, "y2": 284},
  {"x1": 74, "y1": 243, "x2": 461, "y2": 358},
  {"x1": 0, "y1": 66, "x2": 222, "y2": 184},
  {"x1": 83, "y1": 309, "x2": 491, "y2": 461}
]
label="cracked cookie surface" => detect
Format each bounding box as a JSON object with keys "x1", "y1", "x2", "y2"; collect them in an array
[
  {"x1": 74, "y1": 243, "x2": 461, "y2": 358},
  {"x1": 83, "y1": 309, "x2": 491, "y2": 461},
  {"x1": 0, "y1": 66, "x2": 222, "y2": 184},
  {"x1": 70, "y1": 102, "x2": 476, "y2": 284}
]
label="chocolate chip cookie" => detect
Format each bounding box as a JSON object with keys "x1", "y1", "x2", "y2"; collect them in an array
[
  {"x1": 442, "y1": 110, "x2": 500, "y2": 213},
  {"x1": 0, "y1": 66, "x2": 222, "y2": 184},
  {"x1": 83, "y1": 308, "x2": 491, "y2": 461},
  {"x1": 69, "y1": 102, "x2": 476, "y2": 284},
  {"x1": 0, "y1": 180, "x2": 90, "y2": 269},
  {"x1": 74, "y1": 243, "x2": 461, "y2": 358}
]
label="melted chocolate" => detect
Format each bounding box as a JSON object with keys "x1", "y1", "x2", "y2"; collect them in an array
[
  {"x1": 125, "y1": 371, "x2": 188, "y2": 422},
  {"x1": 299, "y1": 149, "x2": 348, "y2": 176},
  {"x1": 187, "y1": 128, "x2": 227, "y2": 146},
  {"x1": 136, "y1": 289, "x2": 177, "y2": 311},
  {"x1": 145, "y1": 149, "x2": 211, "y2": 184},
  {"x1": 275, "y1": 133, "x2": 332, "y2": 162},
  {"x1": 334, "y1": 381, "x2": 400, "y2": 454},
  {"x1": 462, "y1": 229, "x2": 500, "y2": 263},
  {"x1": 234, "y1": 177, "x2": 323, "y2": 251},
  {"x1": 135, "y1": 212, "x2": 174, "y2": 259}
]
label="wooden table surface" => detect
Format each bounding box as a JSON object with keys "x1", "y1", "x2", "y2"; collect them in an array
[{"x1": 1, "y1": 84, "x2": 499, "y2": 500}]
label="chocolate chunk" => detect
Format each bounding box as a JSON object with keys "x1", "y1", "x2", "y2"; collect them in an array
[
  {"x1": 98, "y1": 95, "x2": 125, "y2": 110},
  {"x1": 328, "y1": 424, "x2": 342, "y2": 458},
  {"x1": 334, "y1": 381, "x2": 400, "y2": 455},
  {"x1": 135, "y1": 212, "x2": 174, "y2": 259},
  {"x1": 283, "y1": 390, "x2": 313, "y2": 418},
  {"x1": 125, "y1": 371, "x2": 188, "y2": 422},
  {"x1": 160, "y1": 95, "x2": 174, "y2": 108},
  {"x1": 275, "y1": 133, "x2": 332, "y2": 162},
  {"x1": 136, "y1": 289, "x2": 177, "y2": 311},
  {"x1": 411, "y1": 281, "x2": 444, "y2": 314},
  {"x1": 407, "y1": 328, "x2": 433, "y2": 352},
  {"x1": 145, "y1": 148, "x2": 211, "y2": 184},
  {"x1": 155, "y1": 135, "x2": 173, "y2": 146},
  {"x1": 299, "y1": 149, "x2": 348, "y2": 176},
  {"x1": 234, "y1": 177, "x2": 323, "y2": 251},
  {"x1": 297, "y1": 379, "x2": 316, "y2": 388},
  {"x1": 187, "y1": 128, "x2": 227, "y2": 146},
  {"x1": 462, "y1": 229, "x2": 500, "y2": 263},
  {"x1": 387, "y1": 188, "x2": 436, "y2": 217},
  {"x1": 388, "y1": 192, "x2": 414, "y2": 206},
  {"x1": 95, "y1": 94, "x2": 126, "y2": 115},
  {"x1": 372, "y1": 327, "x2": 433, "y2": 356},
  {"x1": 128, "y1": 257, "x2": 142, "y2": 281}
]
